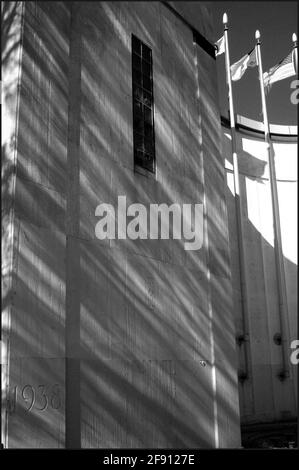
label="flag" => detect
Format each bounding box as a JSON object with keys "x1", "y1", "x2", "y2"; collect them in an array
[
  {"x1": 263, "y1": 49, "x2": 296, "y2": 92},
  {"x1": 231, "y1": 47, "x2": 258, "y2": 81},
  {"x1": 215, "y1": 35, "x2": 225, "y2": 56}
]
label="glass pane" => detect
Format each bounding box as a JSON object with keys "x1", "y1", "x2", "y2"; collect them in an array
[
  {"x1": 132, "y1": 69, "x2": 142, "y2": 86},
  {"x1": 133, "y1": 86, "x2": 143, "y2": 102},
  {"x1": 142, "y1": 74, "x2": 151, "y2": 91},
  {"x1": 144, "y1": 106, "x2": 152, "y2": 124},
  {"x1": 135, "y1": 150, "x2": 154, "y2": 172},
  {"x1": 135, "y1": 130, "x2": 144, "y2": 143},
  {"x1": 132, "y1": 53, "x2": 141, "y2": 71},
  {"x1": 143, "y1": 90, "x2": 152, "y2": 107},
  {"x1": 132, "y1": 35, "x2": 141, "y2": 56},
  {"x1": 142, "y1": 60, "x2": 151, "y2": 77},
  {"x1": 144, "y1": 137, "x2": 153, "y2": 155},
  {"x1": 133, "y1": 100, "x2": 143, "y2": 116},
  {"x1": 135, "y1": 149, "x2": 144, "y2": 166},
  {"x1": 142, "y1": 43, "x2": 152, "y2": 63},
  {"x1": 134, "y1": 114, "x2": 144, "y2": 135},
  {"x1": 144, "y1": 122, "x2": 153, "y2": 140}
]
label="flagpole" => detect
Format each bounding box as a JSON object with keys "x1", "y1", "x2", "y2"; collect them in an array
[
  {"x1": 255, "y1": 30, "x2": 290, "y2": 380},
  {"x1": 223, "y1": 13, "x2": 251, "y2": 383},
  {"x1": 292, "y1": 33, "x2": 298, "y2": 73}
]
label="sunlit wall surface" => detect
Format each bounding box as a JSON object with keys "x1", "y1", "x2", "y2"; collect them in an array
[
  {"x1": 223, "y1": 116, "x2": 297, "y2": 446},
  {"x1": 2, "y1": 1, "x2": 241, "y2": 448}
]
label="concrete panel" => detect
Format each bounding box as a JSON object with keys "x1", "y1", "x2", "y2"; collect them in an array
[
  {"x1": 2, "y1": 1, "x2": 70, "y2": 449},
  {"x1": 10, "y1": 221, "x2": 66, "y2": 359},
  {"x1": 80, "y1": 357, "x2": 214, "y2": 448},
  {"x1": 6, "y1": 357, "x2": 65, "y2": 448}
]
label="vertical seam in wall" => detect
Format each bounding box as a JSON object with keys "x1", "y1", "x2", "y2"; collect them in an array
[
  {"x1": 193, "y1": 41, "x2": 219, "y2": 448},
  {"x1": 65, "y1": 1, "x2": 82, "y2": 449}
]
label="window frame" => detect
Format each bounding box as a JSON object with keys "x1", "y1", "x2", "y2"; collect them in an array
[{"x1": 131, "y1": 34, "x2": 156, "y2": 175}]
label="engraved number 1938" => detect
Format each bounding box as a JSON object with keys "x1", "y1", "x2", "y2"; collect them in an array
[{"x1": 8, "y1": 384, "x2": 61, "y2": 413}]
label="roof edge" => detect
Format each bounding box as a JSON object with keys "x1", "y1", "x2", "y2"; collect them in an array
[{"x1": 221, "y1": 114, "x2": 298, "y2": 138}]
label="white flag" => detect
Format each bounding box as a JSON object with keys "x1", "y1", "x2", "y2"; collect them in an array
[
  {"x1": 263, "y1": 50, "x2": 296, "y2": 91},
  {"x1": 230, "y1": 47, "x2": 258, "y2": 81},
  {"x1": 215, "y1": 35, "x2": 225, "y2": 57}
]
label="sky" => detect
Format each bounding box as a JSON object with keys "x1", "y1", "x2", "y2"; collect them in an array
[{"x1": 211, "y1": 1, "x2": 298, "y2": 125}]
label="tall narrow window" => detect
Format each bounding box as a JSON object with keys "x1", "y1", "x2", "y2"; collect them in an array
[{"x1": 132, "y1": 34, "x2": 155, "y2": 173}]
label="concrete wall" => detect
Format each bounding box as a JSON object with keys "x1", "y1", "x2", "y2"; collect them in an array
[
  {"x1": 2, "y1": 1, "x2": 241, "y2": 448},
  {"x1": 222, "y1": 116, "x2": 297, "y2": 436},
  {"x1": 2, "y1": 1, "x2": 70, "y2": 448}
]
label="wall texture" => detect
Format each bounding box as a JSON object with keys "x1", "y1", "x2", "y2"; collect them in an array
[
  {"x1": 4, "y1": 1, "x2": 297, "y2": 450},
  {"x1": 2, "y1": 1, "x2": 241, "y2": 448},
  {"x1": 2, "y1": 1, "x2": 70, "y2": 448}
]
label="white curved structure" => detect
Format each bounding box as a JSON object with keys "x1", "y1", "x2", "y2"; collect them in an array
[{"x1": 222, "y1": 114, "x2": 297, "y2": 447}]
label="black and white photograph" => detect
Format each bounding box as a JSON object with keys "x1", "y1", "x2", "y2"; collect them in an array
[{"x1": 1, "y1": 0, "x2": 298, "y2": 456}]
